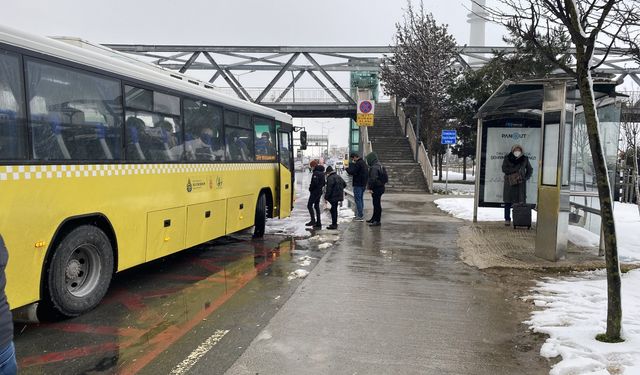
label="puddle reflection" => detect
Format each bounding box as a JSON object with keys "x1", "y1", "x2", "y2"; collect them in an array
[{"x1": 15, "y1": 235, "x2": 295, "y2": 374}]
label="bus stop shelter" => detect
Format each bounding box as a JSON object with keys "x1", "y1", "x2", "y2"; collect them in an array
[{"x1": 473, "y1": 77, "x2": 622, "y2": 261}]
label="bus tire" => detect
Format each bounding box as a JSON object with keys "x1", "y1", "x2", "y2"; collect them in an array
[
  {"x1": 253, "y1": 193, "x2": 267, "y2": 238},
  {"x1": 44, "y1": 225, "x2": 114, "y2": 318}
]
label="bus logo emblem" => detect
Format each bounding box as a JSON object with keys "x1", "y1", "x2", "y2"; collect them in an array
[
  {"x1": 216, "y1": 176, "x2": 223, "y2": 189},
  {"x1": 186, "y1": 179, "x2": 192, "y2": 192}
]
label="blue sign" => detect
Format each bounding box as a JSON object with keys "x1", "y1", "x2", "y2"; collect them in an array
[{"x1": 441, "y1": 129, "x2": 457, "y2": 145}]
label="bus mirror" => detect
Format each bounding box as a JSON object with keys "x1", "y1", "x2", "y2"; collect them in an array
[{"x1": 299, "y1": 130, "x2": 307, "y2": 150}]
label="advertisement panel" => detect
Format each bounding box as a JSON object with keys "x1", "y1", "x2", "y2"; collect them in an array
[{"x1": 481, "y1": 124, "x2": 541, "y2": 206}]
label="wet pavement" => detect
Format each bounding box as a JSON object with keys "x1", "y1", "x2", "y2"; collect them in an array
[
  {"x1": 225, "y1": 193, "x2": 549, "y2": 375},
  {"x1": 13, "y1": 174, "x2": 551, "y2": 374},
  {"x1": 14, "y1": 231, "x2": 330, "y2": 374}
]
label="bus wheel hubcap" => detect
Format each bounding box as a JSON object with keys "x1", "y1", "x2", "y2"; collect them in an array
[{"x1": 65, "y1": 245, "x2": 102, "y2": 298}]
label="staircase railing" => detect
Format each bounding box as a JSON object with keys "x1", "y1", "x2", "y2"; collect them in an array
[
  {"x1": 390, "y1": 96, "x2": 434, "y2": 192},
  {"x1": 360, "y1": 123, "x2": 373, "y2": 157}
]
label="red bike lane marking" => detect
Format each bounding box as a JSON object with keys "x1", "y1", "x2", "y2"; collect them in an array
[
  {"x1": 119, "y1": 243, "x2": 290, "y2": 375},
  {"x1": 18, "y1": 238, "x2": 292, "y2": 371}
]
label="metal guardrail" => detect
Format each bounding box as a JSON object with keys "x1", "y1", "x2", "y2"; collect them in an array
[
  {"x1": 391, "y1": 96, "x2": 433, "y2": 192},
  {"x1": 215, "y1": 87, "x2": 350, "y2": 103}
]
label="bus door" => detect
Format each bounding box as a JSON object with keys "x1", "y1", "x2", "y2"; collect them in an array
[{"x1": 278, "y1": 129, "x2": 293, "y2": 217}]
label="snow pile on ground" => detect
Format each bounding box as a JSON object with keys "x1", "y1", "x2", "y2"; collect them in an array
[
  {"x1": 525, "y1": 269, "x2": 640, "y2": 374},
  {"x1": 318, "y1": 243, "x2": 332, "y2": 250},
  {"x1": 297, "y1": 255, "x2": 316, "y2": 267},
  {"x1": 265, "y1": 216, "x2": 312, "y2": 238},
  {"x1": 287, "y1": 269, "x2": 310, "y2": 281},
  {"x1": 567, "y1": 225, "x2": 600, "y2": 248},
  {"x1": 435, "y1": 197, "x2": 538, "y2": 222},
  {"x1": 337, "y1": 205, "x2": 355, "y2": 223},
  {"x1": 435, "y1": 198, "x2": 640, "y2": 262}
]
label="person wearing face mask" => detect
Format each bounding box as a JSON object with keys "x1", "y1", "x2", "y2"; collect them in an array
[{"x1": 502, "y1": 144, "x2": 533, "y2": 226}]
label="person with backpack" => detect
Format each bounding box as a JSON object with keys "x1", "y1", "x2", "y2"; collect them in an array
[
  {"x1": 345, "y1": 152, "x2": 368, "y2": 222},
  {"x1": 306, "y1": 159, "x2": 325, "y2": 229},
  {"x1": 365, "y1": 152, "x2": 387, "y2": 227},
  {"x1": 324, "y1": 166, "x2": 347, "y2": 230}
]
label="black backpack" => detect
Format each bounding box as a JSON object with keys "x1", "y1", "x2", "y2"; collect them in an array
[{"x1": 380, "y1": 165, "x2": 389, "y2": 185}]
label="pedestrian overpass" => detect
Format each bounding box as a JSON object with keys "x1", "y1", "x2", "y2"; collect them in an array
[{"x1": 100, "y1": 43, "x2": 640, "y2": 118}]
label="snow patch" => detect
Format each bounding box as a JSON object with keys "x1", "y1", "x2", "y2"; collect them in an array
[
  {"x1": 435, "y1": 197, "x2": 538, "y2": 222},
  {"x1": 318, "y1": 243, "x2": 332, "y2": 250},
  {"x1": 525, "y1": 269, "x2": 640, "y2": 375},
  {"x1": 287, "y1": 269, "x2": 310, "y2": 281},
  {"x1": 435, "y1": 198, "x2": 640, "y2": 263}
]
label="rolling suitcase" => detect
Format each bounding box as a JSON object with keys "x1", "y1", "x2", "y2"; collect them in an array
[{"x1": 512, "y1": 203, "x2": 532, "y2": 229}]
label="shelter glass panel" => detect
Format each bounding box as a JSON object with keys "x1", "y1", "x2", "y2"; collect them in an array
[{"x1": 542, "y1": 111, "x2": 561, "y2": 186}]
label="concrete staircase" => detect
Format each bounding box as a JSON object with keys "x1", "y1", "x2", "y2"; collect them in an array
[{"x1": 368, "y1": 103, "x2": 428, "y2": 193}]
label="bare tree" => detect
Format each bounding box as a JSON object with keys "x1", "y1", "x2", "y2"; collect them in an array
[
  {"x1": 380, "y1": 1, "x2": 459, "y2": 157},
  {"x1": 481, "y1": 0, "x2": 640, "y2": 342}
]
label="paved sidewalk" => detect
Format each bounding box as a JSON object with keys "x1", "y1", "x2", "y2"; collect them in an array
[{"x1": 225, "y1": 193, "x2": 547, "y2": 374}]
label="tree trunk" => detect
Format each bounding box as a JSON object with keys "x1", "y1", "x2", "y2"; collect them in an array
[
  {"x1": 463, "y1": 155, "x2": 467, "y2": 180},
  {"x1": 577, "y1": 68, "x2": 622, "y2": 342},
  {"x1": 438, "y1": 152, "x2": 443, "y2": 182},
  {"x1": 633, "y1": 132, "x2": 640, "y2": 214}
]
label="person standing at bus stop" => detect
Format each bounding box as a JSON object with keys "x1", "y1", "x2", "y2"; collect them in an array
[
  {"x1": 306, "y1": 160, "x2": 325, "y2": 229},
  {"x1": 324, "y1": 166, "x2": 347, "y2": 230},
  {"x1": 346, "y1": 152, "x2": 368, "y2": 222},
  {"x1": 502, "y1": 144, "x2": 533, "y2": 226},
  {"x1": 366, "y1": 152, "x2": 387, "y2": 227},
  {"x1": 0, "y1": 236, "x2": 16, "y2": 375}
]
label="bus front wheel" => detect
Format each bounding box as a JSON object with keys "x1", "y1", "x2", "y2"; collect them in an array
[
  {"x1": 44, "y1": 225, "x2": 114, "y2": 318},
  {"x1": 254, "y1": 193, "x2": 267, "y2": 238}
]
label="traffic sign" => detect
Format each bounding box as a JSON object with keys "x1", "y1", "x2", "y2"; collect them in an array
[
  {"x1": 441, "y1": 129, "x2": 457, "y2": 145},
  {"x1": 356, "y1": 100, "x2": 375, "y2": 127}
]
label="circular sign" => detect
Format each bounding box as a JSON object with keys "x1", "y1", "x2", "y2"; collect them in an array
[{"x1": 359, "y1": 100, "x2": 373, "y2": 114}]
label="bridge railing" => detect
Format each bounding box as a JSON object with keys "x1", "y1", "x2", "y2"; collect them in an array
[
  {"x1": 391, "y1": 96, "x2": 433, "y2": 192},
  {"x1": 215, "y1": 87, "x2": 352, "y2": 104}
]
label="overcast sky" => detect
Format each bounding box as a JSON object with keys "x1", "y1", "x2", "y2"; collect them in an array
[{"x1": 3, "y1": 0, "x2": 507, "y2": 149}]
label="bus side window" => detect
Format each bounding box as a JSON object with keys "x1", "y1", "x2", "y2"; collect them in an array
[
  {"x1": 254, "y1": 117, "x2": 276, "y2": 161},
  {"x1": 224, "y1": 109, "x2": 254, "y2": 162},
  {"x1": 0, "y1": 51, "x2": 27, "y2": 160},
  {"x1": 124, "y1": 87, "x2": 183, "y2": 162},
  {"x1": 184, "y1": 99, "x2": 224, "y2": 162},
  {"x1": 25, "y1": 59, "x2": 123, "y2": 161}
]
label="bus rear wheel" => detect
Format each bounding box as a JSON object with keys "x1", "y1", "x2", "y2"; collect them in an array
[
  {"x1": 253, "y1": 193, "x2": 267, "y2": 238},
  {"x1": 44, "y1": 225, "x2": 114, "y2": 318}
]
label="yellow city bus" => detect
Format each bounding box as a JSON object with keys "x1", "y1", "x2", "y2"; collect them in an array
[{"x1": 0, "y1": 26, "x2": 297, "y2": 317}]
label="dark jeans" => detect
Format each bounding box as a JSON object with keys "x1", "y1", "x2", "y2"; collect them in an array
[
  {"x1": 307, "y1": 192, "x2": 322, "y2": 224},
  {"x1": 371, "y1": 187, "x2": 385, "y2": 222},
  {"x1": 329, "y1": 201, "x2": 339, "y2": 226},
  {"x1": 353, "y1": 186, "x2": 365, "y2": 218},
  {"x1": 0, "y1": 342, "x2": 16, "y2": 375},
  {"x1": 504, "y1": 203, "x2": 512, "y2": 221}
]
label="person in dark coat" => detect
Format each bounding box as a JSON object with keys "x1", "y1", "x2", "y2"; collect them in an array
[
  {"x1": 0, "y1": 236, "x2": 16, "y2": 375},
  {"x1": 502, "y1": 144, "x2": 533, "y2": 226},
  {"x1": 366, "y1": 152, "x2": 386, "y2": 226},
  {"x1": 306, "y1": 160, "x2": 325, "y2": 229},
  {"x1": 324, "y1": 166, "x2": 347, "y2": 230},
  {"x1": 345, "y1": 152, "x2": 368, "y2": 221}
]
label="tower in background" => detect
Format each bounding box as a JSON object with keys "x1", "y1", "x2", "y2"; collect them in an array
[{"x1": 467, "y1": 0, "x2": 487, "y2": 66}]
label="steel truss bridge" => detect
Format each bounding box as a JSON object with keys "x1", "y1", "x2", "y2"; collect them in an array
[{"x1": 104, "y1": 44, "x2": 640, "y2": 118}]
